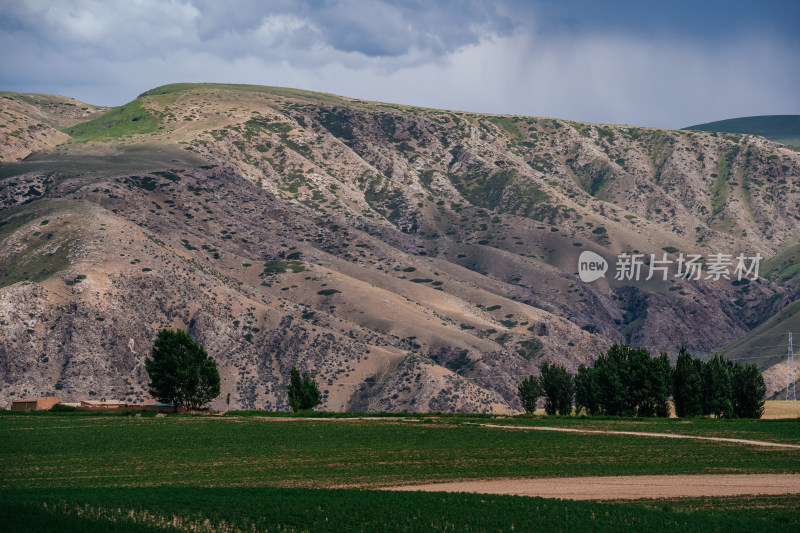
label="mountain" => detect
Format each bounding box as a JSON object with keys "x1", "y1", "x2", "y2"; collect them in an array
[
  {"x1": 1, "y1": 83, "x2": 799, "y2": 411},
  {"x1": 683, "y1": 115, "x2": 800, "y2": 147}
]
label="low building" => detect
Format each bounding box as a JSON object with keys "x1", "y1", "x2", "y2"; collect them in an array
[
  {"x1": 11, "y1": 396, "x2": 60, "y2": 411},
  {"x1": 79, "y1": 398, "x2": 128, "y2": 410}
]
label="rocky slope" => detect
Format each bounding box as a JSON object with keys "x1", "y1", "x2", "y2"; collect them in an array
[
  {"x1": 0, "y1": 92, "x2": 106, "y2": 161},
  {"x1": 1, "y1": 83, "x2": 798, "y2": 411}
]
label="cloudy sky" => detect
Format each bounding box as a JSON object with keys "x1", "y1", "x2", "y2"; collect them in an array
[{"x1": 1, "y1": 0, "x2": 798, "y2": 128}]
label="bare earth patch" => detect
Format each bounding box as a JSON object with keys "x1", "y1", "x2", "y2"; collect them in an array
[{"x1": 384, "y1": 474, "x2": 800, "y2": 500}]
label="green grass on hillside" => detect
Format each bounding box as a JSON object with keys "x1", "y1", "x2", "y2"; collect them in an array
[
  {"x1": 0, "y1": 234, "x2": 74, "y2": 288},
  {"x1": 710, "y1": 152, "x2": 731, "y2": 216},
  {"x1": 487, "y1": 116, "x2": 523, "y2": 139},
  {"x1": 762, "y1": 241, "x2": 800, "y2": 286},
  {"x1": 0, "y1": 206, "x2": 77, "y2": 288},
  {"x1": 140, "y1": 82, "x2": 314, "y2": 98},
  {"x1": 718, "y1": 298, "x2": 800, "y2": 375},
  {"x1": 715, "y1": 240, "x2": 800, "y2": 374},
  {"x1": 683, "y1": 115, "x2": 800, "y2": 147},
  {"x1": 139, "y1": 82, "x2": 351, "y2": 107},
  {"x1": 62, "y1": 99, "x2": 160, "y2": 142}
]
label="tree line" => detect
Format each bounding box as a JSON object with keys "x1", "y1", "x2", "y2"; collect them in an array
[
  {"x1": 518, "y1": 344, "x2": 767, "y2": 418},
  {"x1": 143, "y1": 331, "x2": 766, "y2": 418}
]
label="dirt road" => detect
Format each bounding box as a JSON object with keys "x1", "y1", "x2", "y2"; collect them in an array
[
  {"x1": 476, "y1": 423, "x2": 800, "y2": 449},
  {"x1": 384, "y1": 474, "x2": 800, "y2": 500},
  {"x1": 384, "y1": 423, "x2": 800, "y2": 500}
]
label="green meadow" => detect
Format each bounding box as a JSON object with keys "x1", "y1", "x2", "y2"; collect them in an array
[{"x1": 1, "y1": 412, "x2": 798, "y2": 531}]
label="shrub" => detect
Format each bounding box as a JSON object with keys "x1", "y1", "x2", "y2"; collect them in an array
[
  {"x1": 288, "y1": 367, "x2": 321, "y2": 412},
  {"x1": 262, "y1": 260, "x2": 306, "y2": 275},
  {"x1": 49, "y1": 403, "x2": 77, "y2": 413},
  {"x1": 317, "y1": 289, "x2": 340, "y2": 296},
  {"x1": 516, "y1": 338, "x2": 543, "y2": 361}
]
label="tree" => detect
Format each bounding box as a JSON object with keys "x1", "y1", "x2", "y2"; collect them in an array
[
  {"x1": 593, "y1": 343, "x2": 633, "y2": 416},
  {"x1": 731, "y1": 362, "x2": 766, "y2": 418},
  {"x1": 649, "y1": 353, "x2": 672, "y2": 418},
  {"x1": 287, "y1": 366, "x2": 321, "y2": 412},
  {"x1": 540, "y1": 363, "x2": 574, "y2": 415},
  {"x1": 145, "y1": 329, "x2": 220, "y2": 412},
  {"x1": 672, "y1": 347, "x2": 703, "y2": 417},
  {"x1": 636, "y1": 353, "x2": 672, "y2": 418},
  {"x1": 591, "y1": 343, "x2": 671, "y2": 417},
  {"x1": 703, "y1": 354, "x2": 733, "y2": 418},
  {"x1": 574, "y1": 364, "x2": 600, "y2": 416},
  {"x1": 517, "y1": 374, "x2": 542, "y2": 413}
]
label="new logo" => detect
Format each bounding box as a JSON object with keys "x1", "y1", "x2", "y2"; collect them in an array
[{"x1": 578, "y1": 251, "x2": 608, "y2": 282}]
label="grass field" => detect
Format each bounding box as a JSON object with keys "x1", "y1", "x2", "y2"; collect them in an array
[
  {"x1": 3, "y1": 487, "x2": 798, "y2": 533},
  {"x1": 764, "y1": 400, "x2": 800, "y2": 419},
  {"x1": 1, "y1": 412, "x2": 798, "y2": 531},
  {"x1": 490, "y1": 414, "x2": 800, "y2": 445},
  {"x1": 61, "y1": 99, "x2": 160, "y2": 142}
]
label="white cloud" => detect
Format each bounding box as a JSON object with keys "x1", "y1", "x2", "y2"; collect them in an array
[{"x1": 254, "y1": 14, "x2": 315, "y2": 45}]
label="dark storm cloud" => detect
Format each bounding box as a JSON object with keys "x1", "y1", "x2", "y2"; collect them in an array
[
  {"x1": 186, "y1": 0, "x2": 513, "y2": 57},
  {"x1": 305, "y1": 0, "x2": 513, "y2": 57},
  {"x1": 0, "y1": 1, "x2": 511, "y2": 63}
]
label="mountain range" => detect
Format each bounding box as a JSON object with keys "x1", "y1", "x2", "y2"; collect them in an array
[{"x1": 1, "y1": 83, "x2": 798, "y2": 411}]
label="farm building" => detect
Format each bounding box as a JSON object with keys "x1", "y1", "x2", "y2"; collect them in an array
[
  {"x1": 79, "y1": 399, "x2": 129, "y2": 410},
  {"x1": 11, "y1": 396, "x2": 60, "y2": 411}
]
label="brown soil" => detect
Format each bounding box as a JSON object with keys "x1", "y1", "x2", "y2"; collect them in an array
[{"x1": 384, "y1": 474, "x2": 800, "y2": 500}]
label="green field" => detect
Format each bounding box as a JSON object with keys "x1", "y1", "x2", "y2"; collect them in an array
[
  {"x1": 3, "y1": 487, "x2": 798, "y2": 533},
  {"x1": 1, "y1": 413, "x2": 798, "y2": 531},
  {"x1": 487, "y1": 415, "x2": 800, "y2": 444}
]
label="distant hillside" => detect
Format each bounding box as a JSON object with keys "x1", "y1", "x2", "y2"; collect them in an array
[
  {"x1": 683, "y1": 115, "x2": 800, "y2": 147},
  {"x1": 2, "y1": 83, "x2": 800, "y2": 412}
]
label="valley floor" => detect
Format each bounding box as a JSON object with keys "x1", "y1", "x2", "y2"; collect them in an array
[{"x1": 1, "y1": 411, "x2": 799, "y2": 531}]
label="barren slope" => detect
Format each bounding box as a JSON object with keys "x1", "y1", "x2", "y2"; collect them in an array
[{"x1": 1, "y1": 83, "x2": 799, "y2": 410}]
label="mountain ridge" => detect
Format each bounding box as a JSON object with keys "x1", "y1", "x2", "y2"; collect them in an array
[
  {"x1": 1, "y1": 83, "x2": 799, "y2": 411},
  {"x1": 683, "y1": 115, "x2": 800, "y2": 147}
]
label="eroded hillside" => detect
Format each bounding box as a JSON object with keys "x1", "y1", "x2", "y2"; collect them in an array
[{"x1": 1, "y1": 83, "x2": 798, "y2": 410}]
